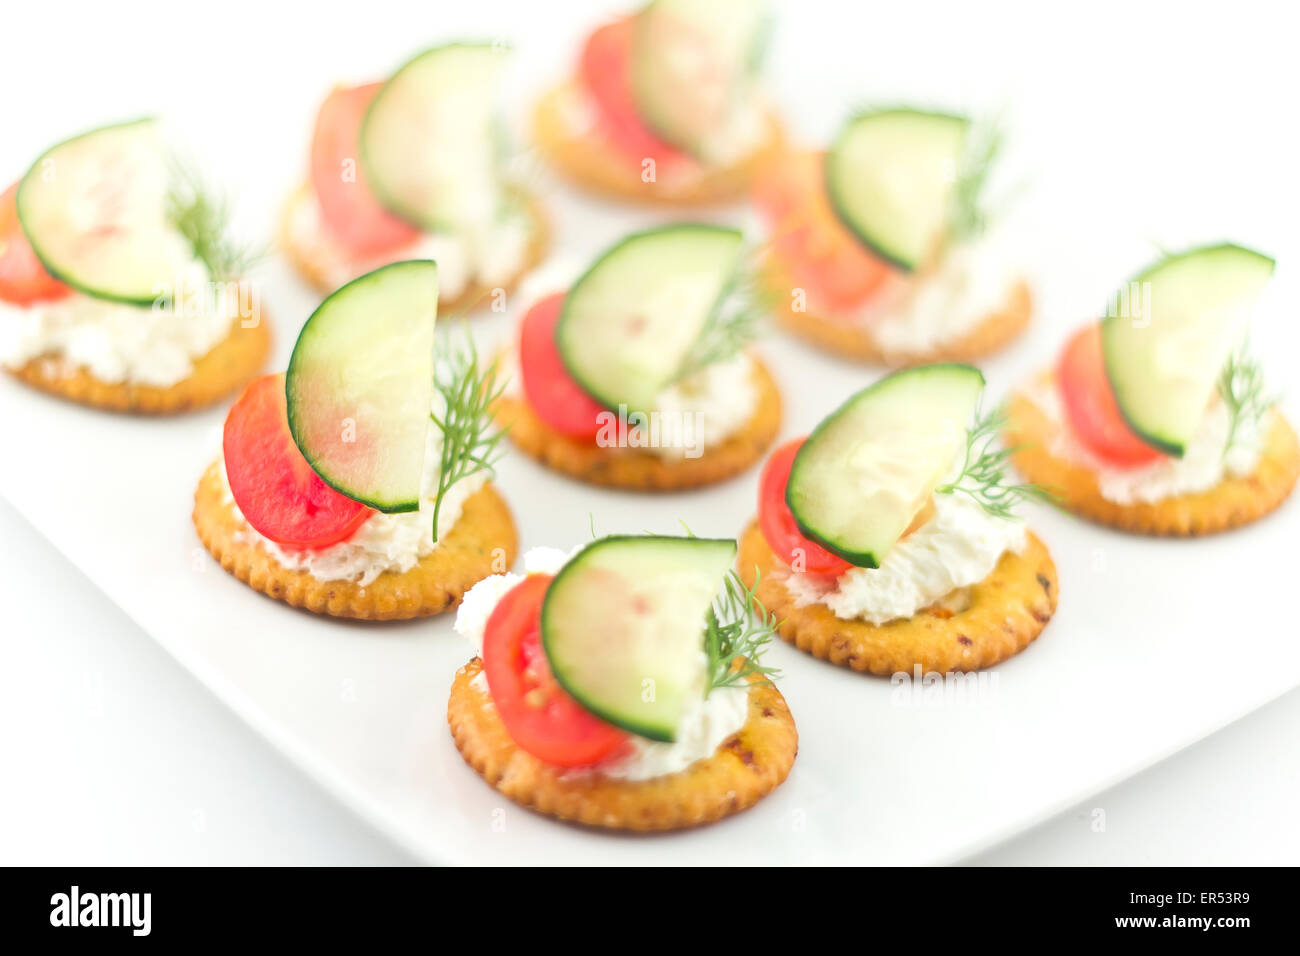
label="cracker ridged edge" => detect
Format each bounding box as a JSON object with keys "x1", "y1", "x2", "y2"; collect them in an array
[
  {"x1": 7, "y1": 317, "x2": 269, "y2": 415},
  {"x1": 448, "y1": 659, "x2": 797, "y2": 831},
  {"x1": 494, "y1": 354, "x2": 782, "y2": 491},
  {"x1": 1005, "y1": 379, "x2": 1300, "y2": 536},
  {"x1": 193, "y1": 460, "x2": 519, "y2": 621},
  {"x1": 738, "y1": 520, "x2": 1058, "y2": 675}
]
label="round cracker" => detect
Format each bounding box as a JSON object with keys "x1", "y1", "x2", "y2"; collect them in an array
[
  {"x1": 7, "y1": 317, "x2": 269, "y2": 415},
  {"x1": 448, "y1": 658, "x2": 797, "y2": 831},
  {"x1": 193, "y1": 460, "x2": 518, "y2": 620},
  {"x1": 532, "y1": 81, "x2": 785, "y2": 207},
  {"x1": 737, "y1": 519, "x2": 1058, "y2": 675},
  {"x1": 493, "y1": 355, "x2": 781, "y2": 491},
  {"x1": 279, "y1": 184, "x2": 550, "y2": 307},
  {"x1": 1005, "y1": 379, "x2": 1300, "y2": 536},
  {"x1": 763, "y1": 256, "x2": 1033, "y2": 365}
]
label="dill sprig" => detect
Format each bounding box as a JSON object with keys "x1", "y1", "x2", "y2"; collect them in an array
[
  {"x1": 673, "y1": 260, "x2": 769, "y2": 382},
  {"x1": 166, "y1": 158, "x2": 261, "y2": 280},
  {"x1": 1218, "y1": 347, "x2": 1273, "y2": 459},
  {"x1": 935, "y1": 407, "x2": 1053, "y2": 519},
  {"x1": 705, "y1": 568, "x2": 781, "y2": 691},
  {"x1": 948, "y1": 117, "x2": 1004, "y2": 244},
  {"x1": 428, "y1": 330, "x2": 508, "y2": 541}
]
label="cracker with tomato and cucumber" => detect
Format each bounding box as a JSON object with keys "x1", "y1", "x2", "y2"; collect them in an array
[
  {"x1": 493, "y1": 224, "x2": 782, "y2": 490},
  {"x1": 532, "y1": 0, "x2": 784, "y2": 207},
  {"x1": 737, "y1": 364, "x2": 1058, "y2": 675},
  {"x1": 1005, "y1": 244, "x2": 1300, "y2": 536},
  {"x1": 193, "y1": 261, "x2": 519, "y2": 620},
  {"x1": 753, "y1": 108, "x2": 1032, "y2": 366},
  {"x1": 281, "y1": 43, "x2": 548, "y2": 304},
  {"x1": 0, "y1": 119, "x2": 268, "y2": 413},
  {"x1": 448, "y1": 534, "x2": 796, "y2": 831}
]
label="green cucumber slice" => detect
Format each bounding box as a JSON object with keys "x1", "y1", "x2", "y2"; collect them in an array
[
  {"x1": 556, "y1": 224, "x2": 744, "y2": 414},
  {"x1": 541, "y1": 534, "x2": 737, "y2": 742},
  {"x1": 359, "y1": 43, "x2": 507, "y2": 232},
  {"x1": 631, "y1": 0, "x2": 767, "y2": 159},
  {"x1": 787, "y1": 364, "x2": 985, "y2": 568},
  {"x1": 824, "y1": 108, "x2": 970, "y2": 272},
  {"x1": 286, "y1": 260, "x2": 438, "y2": 512},
  {"x1": 1101, "y1": 243, "x2": 1275, "y2": 457},
  {"x1": 16, "y1": 119, "x2": 200, "y2": 305}
]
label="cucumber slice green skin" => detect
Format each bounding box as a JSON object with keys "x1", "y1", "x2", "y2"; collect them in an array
[
  {"x1": 631, "y1": 0, "x2": 768, "y2": 160},
  {"x1": 541, "y1": 534, "x2": 737, "y2": 742},
  {"x1": 16, "y1": 118, "x2": 198, "y2": 306},
  {"x1": 1101, "y1": 243, "x2": 1275, "y2": 458},
  {"x1": 786, "y1": 363, "x2": 985, "y2": 568},
  {"x1": 359, "y1": 43, "x2": 506, "y2": 233},
  {"x1": 824, "y1": 108, "x2": 970, "y2": 273},
  {"x1": 286, "y1": 260, "x2": 439, "y2": 513},
  {"x1": 555, "y1": 224, "x2": 744, "y2": 415}
]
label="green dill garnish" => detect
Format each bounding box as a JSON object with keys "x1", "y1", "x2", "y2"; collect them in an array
[
  {"x1": 705, "y1": 568, "x2": 781, "y2": 691},
  {"x1": 947, "y1": 117, "x2": 1004, "y2": 244},
  {"x1": 673, "y1": 260, "x2": 769, "y2": 382},
  {"x1": 428, "y1": 329, "x2": 508, "y2": 541},
  {"x1": 166, "y1": 159, "x2": 261, "y2": 280},
  {"x1": 1218, "y1": 347, "x2": 1273, "y2": 459},
  {"x1": 935, "y1": 407, "x2": 1053, "y2": 519}
]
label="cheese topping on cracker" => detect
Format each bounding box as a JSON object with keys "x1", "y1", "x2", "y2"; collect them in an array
[
  {"x1": 1024, "y1": 378, "x2": 1265, "y2": 505},
  {"x1": 851, "y1": 231, "x2": 1024, "y2": 355},
  {"x1": 784, "y1": 489, "x2": 1027, "y2": 625},
  {"x1": 0, "y1": 263, "x2": 242, "y2": 388}
]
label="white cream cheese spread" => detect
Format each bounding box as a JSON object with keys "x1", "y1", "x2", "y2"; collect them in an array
[
  {"x1": 218, "y1": 423, "x2": 484, "y2": 587},
  {"x1": 1024, "y1": 378, "x2": 1264, "y2": 505},
  {"x1": 857, "y1": 234, "x2": 1023, "y2": 355},
  {"x1": 0, "y1": 268, "x2": 241, "y2": 387},
  {"x1": 644, "y1": 352, "x2": 759, "y2": 459},
  {"x1": 785, "y1": 491, "x2": 1027, "y2": 625},
  {"x1": 289, "y1": 190, "x2": 533, "y2": 299}
]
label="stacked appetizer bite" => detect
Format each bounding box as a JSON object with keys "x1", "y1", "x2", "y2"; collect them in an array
[
  {"x1": 0, "y1": 120, "x2": 268, "y2": 412},
  {"x1": 450, "y1": 533, "x2": 797, "y2": 830},
  {"x1": 534, "y1": 0, "x2": 783, "y2": 206},
  {"x1": 495, "y1": 224, "x2": 781, "y2": 490},
  {"x1": 739, "y1": 365, "x2": 1058, "y2": 675},
  {"x1": 754, "y1": 108, "x2": 1031, "y2": 365},
  {"x1": 194, "y1": 261, "x2": 518, "y2": 620},
  {"x1": 1006, "y1": 244, "x2": 1299, "y2": 535},
  {"x1": 282, "y1": 43, "x2": 548, "y2": 303}
]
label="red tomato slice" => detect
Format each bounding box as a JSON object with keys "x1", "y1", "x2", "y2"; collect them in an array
[
  {"x1": 758, "y1": 438, "x2": 855, "y2": 575},
  {"x1": 518, "y1": 291, "x2": 608, "y2": 440},
  {"x1": 481, "y1": 574, "x2": 630, "y2": 767},
  {"x1": 579, "y1": 18, "x2": 689, "y2": 168},
  {"x1": 309, "y1": 83, "x2": 421, "y2": 258},
  {"x1": 0, "y1": 181, "x2": 72, "y2": 305},
  {"x1": 222, "y1": 374, "x2": 372, "y2": 549},
  {"x1": 753, "y1": 152, "x2": 899, "y2": 313},
  {"x1": 1057, "y1": 323, "x2": 1164, "y2": 467}
]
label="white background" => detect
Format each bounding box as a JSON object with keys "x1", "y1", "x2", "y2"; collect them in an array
[{"x1": 2, "y1": 0, "x2": 1298, "y2": 865}]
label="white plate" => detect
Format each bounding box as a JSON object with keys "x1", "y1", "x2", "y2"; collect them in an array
[
  {"x1": 4, "y1": 239, "x2": 1298, "y2": 865},
  {"x1": 3, "y1": 0, "x2": 1298, "y2": 865}
]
